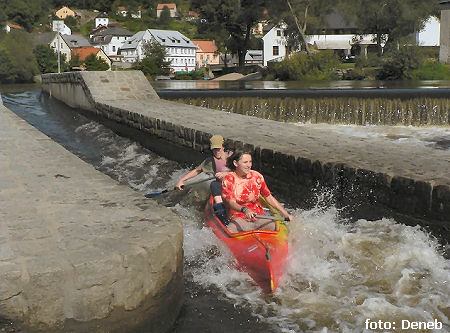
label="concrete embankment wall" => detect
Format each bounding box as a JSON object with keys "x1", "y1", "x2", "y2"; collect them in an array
[
  {"x1": 41, "y1": 71, "x2": 450, "y2": 238},
  {"x1": 0, "y1": 90, "x2": 183, "y2": 332}
]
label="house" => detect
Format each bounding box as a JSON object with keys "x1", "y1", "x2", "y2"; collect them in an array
[
  {"x1": 416, "y1": 16, "x2": 440, "y2": 46},
  {"x1": 55, "y1": 6, "x2": 76, "y2": 20},
  {"x1": 156, "y1": 3, "x2": 178, "y2": 18},
  {"x1": 262, "y1": 22, "x2": 288, "y2": 66},
  {"x1": 120, "y1": 29, "x2": 196, "y2": 72},
  {"x1": 71, "y1": 46, "x2": 112, "y2": 70},
  {"x1": 49, "y1": 33, "x2": 91, "y2": 61},
  {"x1": 90, "y1": 27, "x2": 133, "y2": 61},
  {"x1": 185, "y1": 11, "x2": 199, "y2": 21},
  {"x1": 192, "y1": 40, "x2": 219, "y2": 67},
  {"x1": 95, "y1": 12, "x2": 109, "y2": 28},
  {"x1": 3, "y1": 22, "x2": 24, "y2": 33},
  {"x1": 52, "y1": 20, "x2": 71, "y2": 35},
  {"x1": 116, "y1": 6, "x2": 142, "y2": 19}
]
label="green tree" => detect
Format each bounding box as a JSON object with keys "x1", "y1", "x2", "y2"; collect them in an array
[
  {"x1": 0, "y1": 31, "x2": 38, "y2": 83},
  {"x1": 192, "y1": 0, "x2": 268, "y2": 67},
  {"x1": 159, "y1": 7, "x2": 171, "y2": 27},
  {"x1": 338, "y1": 0, "x2": 439, "y2": 55},
  {"x1": 134, "y1": 40, "x2": 171, "y2": 77},
  {"x1": 34, "y1": 45, "x2": 59, "y2": 74},
  {"x1": 83, "y1": 54, "x2": 110, "y2": 71}
]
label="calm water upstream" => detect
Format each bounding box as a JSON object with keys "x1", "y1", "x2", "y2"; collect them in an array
[{"x1": 1, "y1": 86, "x2": 449, "y2": 333}]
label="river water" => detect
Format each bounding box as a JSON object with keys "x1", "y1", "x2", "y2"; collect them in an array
[{"x1": 1, "y1": 88, "x2": 449, "y2": 333}]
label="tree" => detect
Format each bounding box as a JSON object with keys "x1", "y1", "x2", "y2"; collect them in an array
[
  {"x1": 83, "y1": 54, "x2": 110, "y2": 71},
  {"x1": 34, "y1": 45, "x2": 59, "y2": 74},
  {"x1": 0, "y1": 31, "x2": 38, "y2": 83},
  {"x1": 134, "y1": 40, "x2": 171, "y2": 77},
  {"x1": 159, "y1": 7, "x2": 171, "y2": 26},
  {"x1": 337, "y1": 0, "x2": 440, "y2": 55},
  {"x1": 192, "y1": 0, "x2": 268, "y2": 67}
]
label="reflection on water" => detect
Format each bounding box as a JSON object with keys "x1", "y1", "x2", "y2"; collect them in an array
[{"x1": 151, "y1": 80, "x2": 450, "y2": 91}]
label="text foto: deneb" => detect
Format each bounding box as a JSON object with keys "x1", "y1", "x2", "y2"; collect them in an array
[{"x1": 402, "y1": 319, "x2": 443, "y2": 330}]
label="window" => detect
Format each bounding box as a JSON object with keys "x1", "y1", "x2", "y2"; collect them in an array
[
  {"x1": 113, "y1": 46, "x2": 116, "y2": 52},
  {"x1": 277, "y1": 30, "x2": 281, "y2": 36},
  {"x1": 273, "y1": 46, "x2": 279, "y2": 56}
]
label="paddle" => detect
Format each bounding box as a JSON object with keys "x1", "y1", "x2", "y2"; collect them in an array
[
  {"x1": 255, "y1": 215, "x2": 290, "y2": 222},
  {"x1": 145, "y1": 176, "x2": 215, "y2": 198}
]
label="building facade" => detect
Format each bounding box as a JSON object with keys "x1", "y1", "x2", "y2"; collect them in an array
[
  {"x1": 120, "y1": 29, "x2": 196, "y2": 72},
  {"x1": 262, "y1": 23, "x2": 288, "y2": 66}
]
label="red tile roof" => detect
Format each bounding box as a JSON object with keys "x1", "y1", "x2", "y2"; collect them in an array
[
  {"x1": 157, "y1": 3, "x2": 177, "y2": 10},
  {"x1": 71, "y1": 47, "x2": 101, "y2": 61},
  {"x1": 192, "y1": 40, "x2": 218, "y2": 53}
]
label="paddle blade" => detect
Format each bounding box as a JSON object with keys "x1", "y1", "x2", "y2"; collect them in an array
[{"x1": 144, "y1": 189, "x2": 169, "y2": 198}]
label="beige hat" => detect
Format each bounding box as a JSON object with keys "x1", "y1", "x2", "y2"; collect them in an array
[{"x1": 210, "y1": 134, "x2": 224, "y2": 149}]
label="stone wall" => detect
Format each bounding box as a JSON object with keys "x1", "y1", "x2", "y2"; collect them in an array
[
  {"x1": 41, "y1": 71, "x2": 450, "y2": 238},
  {"x1": 1, "y1": 81, "x2": 184, "y2": 332}
]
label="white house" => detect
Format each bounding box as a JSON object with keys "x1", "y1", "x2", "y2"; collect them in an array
[
  {"x1": 95, "y1": 13, "x2": 109, "y2": 28},
  {"x1": 52, "y1": 20, "x2": 71, "y2": 35},
  {"x1": 120, "y1": 29, "x2": 196, "y2": 72},
  {"x1": 416, "y1": 16, "x2": 440, "y2": 46},
  {"x1": 262, "y1": 23, "x2": 288, "y2": 66},
  {"x1": 90, "y1": 27, "x2": 133, "y2": 61},
  {"x1": 49, "y1": 33, "x2": 91, "y2": 61}
]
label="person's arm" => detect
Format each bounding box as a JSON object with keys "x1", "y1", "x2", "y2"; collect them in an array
[
  {"x1": 226, "y1": 199, "x2": 256, "y2": 220},
  {"x1": 264, "y1": 194, "x2": 293, "y2": 221},
  {"x1": 175, "y1": 166, "x2": 202, "y2": 190}
]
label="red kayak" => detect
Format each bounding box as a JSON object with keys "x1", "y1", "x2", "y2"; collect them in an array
[{"x1": 204, "y1": 196, "x2": 289, "y2": 293}]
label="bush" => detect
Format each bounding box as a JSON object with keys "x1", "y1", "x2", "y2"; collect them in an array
[
  {"x1": 355, "y1": 53, "x2": 383, "y2": 68},
  {"x1": 0, "y1": 31, "x2": 38, "y2": 83},
  {"x1": 173, "y1": 69, "x2": 206, "y2": 80},
  {"x1": 412, "y1": 60, "x2": 450, "y2": 80},
  {"x1": 272, "y1": 50, "x2": 339, "y2": 81},
  {"x1": 376, "y1": 47, "x2": 424, "y2": 80}
]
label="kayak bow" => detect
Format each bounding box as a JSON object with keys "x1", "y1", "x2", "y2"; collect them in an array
[{"x1": 204, "y1": 196, "x2": 289, "y2": 293}]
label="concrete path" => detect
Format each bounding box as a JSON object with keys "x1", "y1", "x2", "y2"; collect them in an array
[{"x1": 0, "y1": 101, "x2": 183, "y2": 332}]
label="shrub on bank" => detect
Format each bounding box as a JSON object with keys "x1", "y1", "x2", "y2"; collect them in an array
[
  {"x1": 411, "y1": 60, "x2": 450, "y2": 80},
  {"x1": 272, "y1": 51, "x2": 339, "y2": 81},
  {"x1": 376, "y1": 47, "x2": 424, "y2": 80}
]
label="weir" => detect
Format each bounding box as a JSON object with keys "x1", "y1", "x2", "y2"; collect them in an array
[
  {"x1": 157, "y1": 90, "x2": 450, "y2": 126},
  {"x1": 41, "y1": 71, "x2": 450, "y2": 239}
]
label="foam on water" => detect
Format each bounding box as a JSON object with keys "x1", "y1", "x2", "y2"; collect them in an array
[{"x1": 182, "y1": 198, "x2": 449, "y2": 333}]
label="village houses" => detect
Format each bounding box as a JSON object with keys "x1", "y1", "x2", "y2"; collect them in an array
[
  {"x1": 49, "y1": 33, "x2": 90, "y2": 62},
  {"x1": 71, "y1": 46, "x2": 112, "y2": 70},
  {"x1": 90, "y1": 27, "x2": 133, "y2": 62},
  {"x1": 116, "y1": 6, "x2": 142, "y2": 19},
  {"x1": 192, "y1": 40, "x2": 219, "y2": 67},
  {"x1": 120, "y1": 29, "x2": 196, "y2": 72},
  {"x1": 55, "y1": 6, "x2": 76, "y2": 20}
]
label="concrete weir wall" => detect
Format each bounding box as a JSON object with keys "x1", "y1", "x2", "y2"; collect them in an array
[
  {"x1": 41, "y1": 71, "x2": 450, "y2": 236},
  {"x1": 0, "y1": 88, "x2": 183, "y2": 331}
]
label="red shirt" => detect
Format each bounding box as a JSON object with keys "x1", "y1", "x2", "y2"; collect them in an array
[{"x1": 222, "y1": 170, "x2": 271, "y2": 219}]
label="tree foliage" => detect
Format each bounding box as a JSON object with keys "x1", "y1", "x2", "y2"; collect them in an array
[
  {"x1": 337, "y1": 0, "x2": 440, "y2": 55},
  {"x1": 0, "y1": 31, "x2": 38, "y2": 83},
  {"x1": 83, "y1": 54, "x2": 110, "y2": 70},
  {"x1": 192, "y1": 0, "x2": 268, "y2": 66},
  {"x1": 134, "y1": 40, "x2": 171, "y2": 77}
]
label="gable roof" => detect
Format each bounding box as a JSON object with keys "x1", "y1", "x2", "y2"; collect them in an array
[
  {"x1": 192, "y1": 40, "x2": 218, "y2": 53},
  {"x1": 60, "y1": 34, "x2": 91, "y2": 48},
  {"x1": 5, "y1": 21, "x2": 24, "y2": 30},
  {"x1": 148, "y1": 29, "x2": 195, "y2": 48},
  {"x1": 71, "y1": 47, "x2": 101, "y2": 61},
  {"x1": 157, "y1": 3, "x2": 177, "y2": 10},
  {"x1": 31, "y1": 32, "x2": 57, "y2": 47},
  {"x1": 94, "y1": 27, "x2": 133, "y2": 37}
]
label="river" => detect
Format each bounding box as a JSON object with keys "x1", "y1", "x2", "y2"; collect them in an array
[{"x1": 1, "y1": 87, "x2": 449, "y2": 333}]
